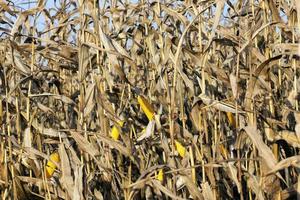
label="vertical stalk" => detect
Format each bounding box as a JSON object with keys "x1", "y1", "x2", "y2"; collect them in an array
[
  {"x1": 292, "y1": 12, "x2": 298, "y2": 111},
  {"x1": 189, "y1": 146, "x2": 196, "y2": 184}
]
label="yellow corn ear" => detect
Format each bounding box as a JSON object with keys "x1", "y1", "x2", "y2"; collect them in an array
[
  {"x1": 175, "y1": 140, "x2": 186, "y2": 158},
  {"x1": 111, "y1": 121, "x2": 124, "y2": 141},
  {"x1": 226, "y1": 112, "x2": 236, "y2": 128},
  {"x1": 156, "y1": 169, "x2": 164, "y2": 181},
  {"x1": 111, "y1": 126, "x2": 120, "y2": 141},
  {"x1": 46, "y1": 152, "x2": 60, "y2": 178},
  {"x1": 137, "y1": 95, "x2": 155, "y2": 120}
]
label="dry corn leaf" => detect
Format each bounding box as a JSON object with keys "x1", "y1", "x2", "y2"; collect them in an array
[
  {"x1": 229, "y1": 73, "x2": 237, "y2": 98},
  {"x1": 98, "y1": 24, "x2": 127, "y2": 81},
  {"x1": 41, "y1": 128, "x2": 66, "y2": 138},
  {"x1": 78, "y1": 45, "x2": 89, "y2": 82},
  {"x1": 59, "y1": 143, "x2": 74, "y2": 198},
  {"x1": 1, "y1": 0, "x2": 299, "y2": 199},
  {"x1": 243, "y1": 126, "x2": 277, "y2": 170},
  {"x1": 266, "y1": 155, "x2": 300, "y2": 176},
  {"x1": 23, "y1": 127, "x2": 32, "y2": 149},
  {"x1": 73, "y1": 165, "x2": 84, "y2": 200},
  {"x1": 200, "y1": 94, "x2": 245, "y2": 113},
  {"x1": 275, "y1": 131, "x2": 300, "y2": 148},
  {"x1": 151, "y1": 180, "x2": 186, "y2": 200},
  {"x1": 137, "y1": 119, "x2": 155, "y2": 142},
  {"x1": 247, "y1": 173, "x2": 265, "y2": 200},
  {"x1": 201, "y1": 182, "x2": 214, "y2": 200},
  {"x1": 226, "y1": 162, "x2": 241, "y2": 193},
  {"x1": 96, "y1": 134, "x2": 133, "y2": 162},
  {"x1": 70, "y1": 131, "x2": 100, "y2": 158},
  {"x1": 12, "y1": 52, "x2": 31, "y2": 75},
  {"x1": 10, "y1": 4, "x2": 44, "y2": 37},
  {"x1": 205, "y1": 0, "x2": 225, "y2": 51},
  {"x1": 182, "y1": 176, "x2": 204, "y2": 200},
  {"x1": 84, "y1": 83, "x2": 95, "y2": 117},
  {"x1": 18, "y1": 176, "x2": 47, "y2": 186},
  {"x1": 244, "y1": 55, "x2": 283, "y2": 110}
]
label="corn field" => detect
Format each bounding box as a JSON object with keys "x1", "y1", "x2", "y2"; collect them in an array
[{"x1": 0, "y1": 0, "x2": 300, "y2": 199}]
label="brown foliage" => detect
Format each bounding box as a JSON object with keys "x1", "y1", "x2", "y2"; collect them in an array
[{"x1": 0, "y1": 0, "x2": 299, "y2": 199}]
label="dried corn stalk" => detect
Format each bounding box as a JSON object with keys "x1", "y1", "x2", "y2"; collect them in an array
[{"x1": 0, "y1": 0, "x2": 299, "y2": 199}]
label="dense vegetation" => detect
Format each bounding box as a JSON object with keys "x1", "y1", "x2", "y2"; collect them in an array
[{"x1": 0, "y1": 0, "x2": 299, "y2": 199}]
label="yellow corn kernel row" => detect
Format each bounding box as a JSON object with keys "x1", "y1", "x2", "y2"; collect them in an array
[
  {"x1": 111, "y1": 121, "x2": 125, "y2": 141},
  {"x1": 156, "y1": 169, "x2": 164, "y2": 181},
  {"x1": 45, "y1": 152, "x2": 60, "y2": 178},
  {"x1": 137, "y1": 95, "x2": 155, "y2": 121},
  {"x1": 175, "y1": 140, "x2": 186, "y2": 158}
]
